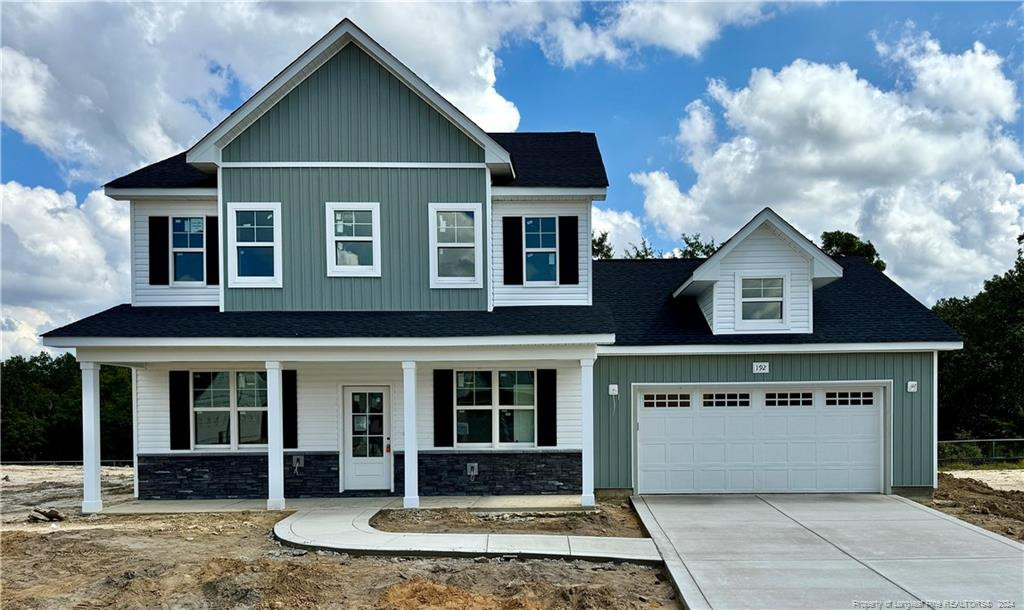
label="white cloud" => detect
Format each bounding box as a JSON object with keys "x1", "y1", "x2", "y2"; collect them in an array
[
  {"x1": 0, "y1": 2, "x2": 586, "y2": 184},
  {"x1": 544, "y1": 2, "x2": 770, "y2": 67},
  {"x1": 1, "y1": 182, "x2": 129, "y2": 357},
  {"x1": 634, "y1": 30, "x2": 1024, "y2": 303},
  {"x1": 592, "y1": 206, "x2": 646, "y2": 256},
  {"x1": 676, "y1": 100, "x2": 717, "y2": 165}
]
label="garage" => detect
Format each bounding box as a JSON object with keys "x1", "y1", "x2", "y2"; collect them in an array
[{"x1": 636, "y1": 384, "x2": 886, "y2": 493}]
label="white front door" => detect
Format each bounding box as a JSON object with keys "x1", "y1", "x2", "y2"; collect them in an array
[
  {"x1": 342, "y1": 387, "x2": 390, "y2": 490},
  {"x1": 636, "y1": 385, "x2": 884, "y2": 493}
]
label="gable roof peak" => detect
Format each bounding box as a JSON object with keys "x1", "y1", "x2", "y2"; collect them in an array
[
  {"x1": 673, "y1": 207, "x2": 844, "y2": 297},
  {"x1": 185, "y1": 18, "x2": 511, "y2": 173}
]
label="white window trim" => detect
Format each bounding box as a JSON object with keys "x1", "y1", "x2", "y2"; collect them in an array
[
  {"x1": 227, "y1": 201, "x2": 283, "y2": 288},
  {"x1": 453, "y1": 368, "x2": 537, "y2": 448},
  {"x1": 324, "y1": 202, "x2": 381, "y2": 277},
  {"x1": 735, "y1": 271, "x2": 790, "y2": 331},
  {"x1": 169, "y1": 216, "x2": 207, "y2": 287},
  {"x1": 428, "y1": 202, "x2": 483, "y2": 289},
  {"x1": 190, "y1": 370, "x2": 269, "y2": 451},
  {"x1": 523, "y1": 216, "x2": 559, "y2": 286}
]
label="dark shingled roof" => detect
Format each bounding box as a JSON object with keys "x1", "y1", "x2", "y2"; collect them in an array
[
  {"x1": 488, "y1": 132, "x2": 608, "y2": 188},
  {"x1": 593, "y1": 257, "x2": 961, "y2": 345},
  {"x1": 42, "y1": 305, "x2": 615, "y2": 339},
  {"x1": 104, "y1": 132, "x2": 607, "y2": 190},
  {"x1": 105, "y1": 152, "x2": 217, "y2": 189},
  {"x1": 43, "y1": 257, "x2": 960, "y2": 345}
]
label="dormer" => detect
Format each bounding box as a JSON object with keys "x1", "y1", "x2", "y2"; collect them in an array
[{"x1": 673, "y1": 208, "x2": 843, "y2": 334}]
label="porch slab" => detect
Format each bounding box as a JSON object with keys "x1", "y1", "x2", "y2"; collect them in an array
[{"x1": 103, "y1": 494, "x2": 584, "y2": 514}]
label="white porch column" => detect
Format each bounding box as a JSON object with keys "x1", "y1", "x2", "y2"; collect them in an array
[
  {"x1": 265, "y1": 361, "x2": 285, "y2": 510},
  {"x1": 402, "y1": 360, "x2": 419, "y2": 508},
  {"x1": 580, "y1": 358, "x2": 596, "y2": 507},
  {"x1": 80, "y1": 362, "x2": 102, "y2": 513}
]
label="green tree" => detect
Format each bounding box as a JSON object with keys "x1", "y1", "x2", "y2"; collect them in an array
[
  {"x1": 932, "y1": 235, "x2": 1024, "y2": 440},
  {"x1": 624, "y1": 238, "x2": 659, "y2": 259},
  {"x1": 1, "y1": 352, "x2": 132, "y2": 461},
  {"x1": 592, "y1": 231, "x2": 614, "y2": 260},
  {"x1": 820, "y1": 230, "x2": 887, "y2": 271},
  {"x1": 677, "y1": 232, "x2": 718, "y2": 258}
]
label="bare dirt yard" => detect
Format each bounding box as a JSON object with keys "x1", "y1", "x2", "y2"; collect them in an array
[
  {"x1": 943, "y1": 468, "x2": 1024, "y2": 492},
  {"x1": 920, "y1": 472, "x2": 1024, "y2": 542},
  {"x1": 0, "y1": 466, "x2": 677, "y2": 609},
  {"x1": 371, "y1": 496, "x2": 646, "y2": 538},
  {"x1": 1, "y1": 465, "x2": 135, "y2": 522}
]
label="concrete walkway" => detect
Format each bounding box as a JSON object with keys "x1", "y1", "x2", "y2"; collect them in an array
[
  {"x1": 104, "y1": 494, "x2": 585, "y2": 514},
  {"x1": 634, "y1": 493, "x2": 1024, "y2": 610},
  {"x1": 272, "y1": 497, "x2": 661, "y2": 563}
]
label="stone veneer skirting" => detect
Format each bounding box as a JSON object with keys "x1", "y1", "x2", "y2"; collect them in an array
[
  {"x1": 394, "y1": 450, "x2": 582, "y2": 496},
  {"x1": 138, "y1": 450, "x2": 582, "y2": 499}
]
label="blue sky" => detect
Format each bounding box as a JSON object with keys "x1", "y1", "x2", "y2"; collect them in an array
[{"x1": 2, "y1": 2, "x2": 1022, "y2": 356}]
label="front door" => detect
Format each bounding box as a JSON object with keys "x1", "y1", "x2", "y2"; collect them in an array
[{"x1": 342, "y1": 387, "x2": 390, "y2": 490}]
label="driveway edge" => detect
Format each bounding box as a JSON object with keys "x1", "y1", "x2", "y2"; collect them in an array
[{"x1": 631, "y1": 496, "x2": 712, "y2": 610}]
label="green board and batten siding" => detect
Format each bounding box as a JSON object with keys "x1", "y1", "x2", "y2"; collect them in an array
[
  {"x1": 220, "y1": 43, "x2": 488, "y2": 311},
  {"x1": 222, "y1": 167, "x2": 486, "y2": 311},
  {"x1": 223, "y1": 44, "x2": 483, "y2": 163},
  {"x1": 594, "y1": 352, "x2": 935, "y2": 489}
]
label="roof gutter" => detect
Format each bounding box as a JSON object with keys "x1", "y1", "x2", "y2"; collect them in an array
[
  {"x1": 597, "y1": 341, "x2": 963, "y2": 355},
  {"x1": 42, "y1": 333, "x2": 617, "y2": 349}
]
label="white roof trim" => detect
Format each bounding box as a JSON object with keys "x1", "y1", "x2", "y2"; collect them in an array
[
  {"x1": 598, "y1": 342, "x2": 963, "y2": 355},
  {"x1": 491, "y1": 187, "x2": 607, "y2": 201},
  {"x1": 673, "y1": 207, "x2": 844, "y2": 297},
  {"x1": 186, "y1": 19, "x2": 511, "y2": 170},
  {"x1": 104, "y1": 188, "x2": 218, "y2": 201},
  {"x1": 42, "y1": 333, "x2": 616, "y2": 349}
]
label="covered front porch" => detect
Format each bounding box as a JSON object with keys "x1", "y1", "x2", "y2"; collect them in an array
[{"x1": 73, "y1": 341, "x2": 599, "y2": 513}]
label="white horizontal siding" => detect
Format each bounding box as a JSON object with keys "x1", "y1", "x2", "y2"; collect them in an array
[
  {"x1": 716, "y1": 224, "x2": 813, "y2": 334},
  {"x1": 132, "y1": 200, "x2": 219, "y2": 306},
  {"x1": 697, "y1": 284, "x2": 715, "y2": 331},
  {"x1": 491, "y1": 201, "x2": 591, "y2": 306},
  {"x1": 135, "y1": 361, "x2": 580, "y2": 455}
]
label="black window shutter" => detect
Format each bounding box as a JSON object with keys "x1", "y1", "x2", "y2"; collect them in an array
[
  {"x1": 205, "y1": 216, "x2": 219, "y2": 286},
  {"x1": 433, "y1": 369, "x2": 454, "y2": 447},
  {"x1": 558, "y1": 216, "x2": 579, "y2": 285},
  {"x1": 169, "y1": 371, "x2": 190, "y2": 450},
  {"x1": 502, "y1": 216, "x2": 523, "y2": 285},
  {"x1": 536, "y1": 369, "x2": 557, "y2": 446},
  {"x1": 149, "y1": 216, "x2": 169, "y2": 286},
  {"x1": 283, "y1": 370, "x2": 298, "y2": 449}
]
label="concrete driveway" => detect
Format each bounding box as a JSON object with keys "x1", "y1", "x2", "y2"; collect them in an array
[{"x1": 634, "y1": 494, "x2": 1024, "y2": 610}]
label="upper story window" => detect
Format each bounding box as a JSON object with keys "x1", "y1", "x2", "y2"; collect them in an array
[
  {"x1": 454, "y1": 369, "x2": 535, "y2": 446},
  {"x1": 429, "y1": 202, "x2": 482, "y2": 289},
  {"x1": 227, "y1": 202, "x2": 282, "y2": 288},
  {"x1": 171, "y1": 217, "x2": 204, "y2": 284},
  {"x1": 325, "y1": 202, "x2": 381, "y2": 277},
  {"x1": 740, "y1": 277, "x2": 784, "y2": 321},
  {"x1": 524, "y1": 217, "x2": 557, "y2": 283}
]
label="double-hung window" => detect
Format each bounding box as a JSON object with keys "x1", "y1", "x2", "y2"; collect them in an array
[
  {"x1": 325, "y1": 202, "x2": 381, "y2": 277},
  {"x1": 454, "y1": 369, "x2": 536, "y2": 446},
  {"x1": 429, "y1": 202, "x2": 482, "y2": 288},
  {"x1": 191, "y1": 371, "x2": 268, "y2": 449},
  {"x1": 740, "y1": 276, "x2": 785, "y2": 322},
  {"x1": 524, "y1": 217, "x2": 557, "y2": 283},
  {"x1": 171, "y1": 217, "x2": 205, "y2": 283},
  {"x1": 227, "y1": 202, "x2": 282, "y2": 288}
]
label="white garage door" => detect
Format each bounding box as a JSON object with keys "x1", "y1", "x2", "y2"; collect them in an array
[{"x1": 636, "y1": 385, "x2": 884, "y2": 493}]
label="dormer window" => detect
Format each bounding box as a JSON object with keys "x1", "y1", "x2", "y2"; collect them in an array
[
  {"x1": 171, "y1": 217, "x2": 205, "y2": 284},
  {"x1": 740, "y1": 276, "x2": 785, "y2": 322}
]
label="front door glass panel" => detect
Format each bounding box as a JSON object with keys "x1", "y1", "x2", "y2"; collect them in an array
[{"x1": 351, "y1": 391, "x2": 385, "y2": 457}]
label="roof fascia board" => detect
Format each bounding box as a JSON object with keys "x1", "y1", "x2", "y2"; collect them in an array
[
  {"x1": 597, "y1": 341, "x2": 963, "y2": 355},
  {"x1": 105, "y1": 188, "x2": 218, "y2": 201},
  {"x1": 42, "y1": 333, "x2": 616, "y2": 349},
  {"x1": 491, "y1": 187, "x2": 607, "y2": 201},
  {"x1": 186, "y1": 20, "x2": 511, "y2": 169},
  {"x1": 672, "y1": 207, "x2": 843, "y2": 297}
]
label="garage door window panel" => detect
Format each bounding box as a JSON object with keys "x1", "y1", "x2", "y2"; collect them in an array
[
  {"x1": 702, "y1": 392, "x2": 751, "y2": 407},
  {"x1": 643, "y1": 393, "x2": 690, "y2": 408},
  {"x1": 826, "y1": 390, "x2": 874, "y2": 406},
  {"x1": 766, "y1": 392, "x2": 813, "y2": 407}
]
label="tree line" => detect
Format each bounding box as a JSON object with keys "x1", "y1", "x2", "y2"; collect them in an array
[{"x1": 0, "y1": 231, "x2": 1019, "y2": 461}]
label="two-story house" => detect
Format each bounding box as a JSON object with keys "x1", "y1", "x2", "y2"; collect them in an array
[{"x1": 43, "y1": 19, "x2": 961, "y2": 513}]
